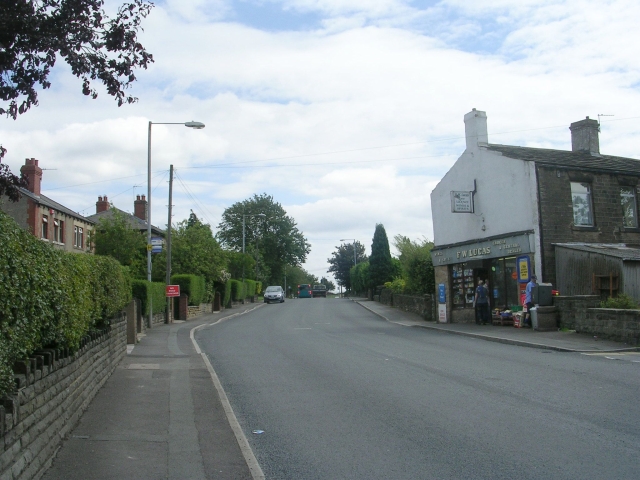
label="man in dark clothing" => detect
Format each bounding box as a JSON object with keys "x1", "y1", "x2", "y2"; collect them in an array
[{"x1": 475, "y1": 280, "x2": 490, "y2": 325}]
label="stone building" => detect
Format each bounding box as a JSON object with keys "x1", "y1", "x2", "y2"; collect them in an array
[
  {"x1": 430, "y1": 109, "x2": 640, "y2": 323},
  {"x1": 1, "y1": 158, "x2": 95, "y2": 253},
  {"x1": 86, "y1": 194, "x2": 164, "y2": 237}
]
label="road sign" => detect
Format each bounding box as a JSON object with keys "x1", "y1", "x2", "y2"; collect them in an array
[{"x1": 166, "y1": 285, "x2": 180, "y2": 297}]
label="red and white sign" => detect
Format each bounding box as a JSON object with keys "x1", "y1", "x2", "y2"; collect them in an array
[{"x1": 166, "y1": 285, "x2": 180, "y2": 297}]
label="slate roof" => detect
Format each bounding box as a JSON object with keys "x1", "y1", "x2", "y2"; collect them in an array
[
  {"x1": 19, "y1": 188, "x2": 95, "y2": 224},
  {"x1": 554, "y1": 243, "x2": 640, "y2": 262},
  {"x1": 486, "y1": 144, "x2": 640, "y2": 175},
  {"x1": 87, "y1": 208, "x2": 164, "y2": 236}
]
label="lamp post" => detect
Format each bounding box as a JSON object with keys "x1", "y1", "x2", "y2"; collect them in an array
[
  {"x1": 242, "y1": 213, "x2": 266, "y2": 284},
  {"x1": 147, "y1": 120, "x2": 204, "y2": 328}
]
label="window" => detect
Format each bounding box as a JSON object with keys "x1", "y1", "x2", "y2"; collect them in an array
[
  {"x1": 59, "y1": 220, "x2": 64, "y2": 243},
  {"x1": 41, "y1": 215, "x2": 48, "y2": 239},
  {"x1": 571, "y1": 182, "x2": 594, "y2": 226},
  {"x1": 620, "y1": 187, "x2": 638, "y2": 228},
  {"x1": 74, "y1": 226, "x2": 84, "y2": 249},
  {"x1": 53, "y1": 219, "x2": 60, "y2": 242}
]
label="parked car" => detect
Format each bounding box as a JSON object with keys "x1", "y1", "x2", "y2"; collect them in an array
[
  {"x1": 312, "y1": 285, "x2": 327, "y2": 298},
  {"x1": 297, "y1": 284, "x2": 312, "y2": 298},
  {"x1": 264, "y1": 285, "x2": 285, "y2": 303}
]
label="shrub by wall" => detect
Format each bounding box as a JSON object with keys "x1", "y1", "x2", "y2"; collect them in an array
[
  {"x1": 256, "y1": 281, "x2": 262, "y2": 295},
  {"x1": 131, "y1": 280, "x2": 166, "y2": 316},
  {"x1": 244, "y1": 279, "x2": 257, "y2": 298},
  {"x1": 0, "y1": 211, "x2": 131, "y2": 398},
  {"x1": 230, "y1": 280, "x2": 245, "y2": 302},
  {"x1": 171, "y1": 274, "x2": 205, "y2": 305},
  {"x1": 223, "y1": 279, "x2": 232, "y2": 308}
]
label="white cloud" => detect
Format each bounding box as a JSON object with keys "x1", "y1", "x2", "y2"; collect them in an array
[{"x1": 2, "y1": 0, "x2": 640, "y2": 283}]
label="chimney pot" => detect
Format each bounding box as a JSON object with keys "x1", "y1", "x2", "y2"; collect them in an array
[
  {"x1": 20, "y1": 158, "x2": 43, "y2": 195},
  {"x1": 570, "y1": 117, "x2": 600, "y2": 155},
  {"x1": 464, "y1": 109, "x2": 488, "y2": 151},
  {"x1": 134, "y1": 194, "x2": 147, "y2": 221}
]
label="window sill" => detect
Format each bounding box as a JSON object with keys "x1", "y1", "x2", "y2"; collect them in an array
[
  {"x1": 620, "y1": 227, "x2": 640, "y2": 233},
  {"x1": 571, "y1": 225, "x2": 598, "y2": 232}
]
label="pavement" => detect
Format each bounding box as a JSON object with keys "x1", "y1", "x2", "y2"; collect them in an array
[
  {"x1": 351, "y1": 297, "x2": 640, "y2": 353},
  {"x1": 40, "y1": 297, "x2": 639, "y2": 480}
]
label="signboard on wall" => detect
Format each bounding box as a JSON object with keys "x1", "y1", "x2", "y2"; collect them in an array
[
  {"x1": 517, "y1": 256, "x2": 531, "y2": 282},
  {"x1": 438, "y1": 283, "x2": 446, "y2": 303},
  {"x1": 450, "y1": 191, "x2": 474, "y2": 213},
  {"x1": 430, "y1": 232, "x2": 534, "y2": 266},
  {"x1": 438, "y1": 304, "x2": 447, "y2": 323}
]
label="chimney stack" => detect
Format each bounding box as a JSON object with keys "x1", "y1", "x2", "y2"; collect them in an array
[
  {"x1": 464, "y1": 108, "x2": 488, "y2": 151},
  {"x1": 20, "y1": 158, "x2": 43, "y2": 196},
  {"x1": 96, "y1": 195, "x2": 109, "y2": 213},
  {"x1": 134, "y1": 195, "x2": 147, "y2": 221},
  {"x1": 570, "y1": 116, "x2": 600, "y2": 155}
]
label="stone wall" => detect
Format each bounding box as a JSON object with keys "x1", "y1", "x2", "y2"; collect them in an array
[
  {"x1": 552, "y1": 295, "x2": 600, "y2": 330},
  {"x1": 378, "y1": 289, "x2": 436, "y2": 321},
  {"x1": 1, "y1": 315, "x2": 126, "y2": 480},
  {"x1": 580, "y1": 309, "x2": 640, "y2": 345},
  {"x1": 553, "y1": 295, "x2": 639, "y2": 345}
]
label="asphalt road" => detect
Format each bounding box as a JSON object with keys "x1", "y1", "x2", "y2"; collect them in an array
[{"x1": 195, "y1": 298, "x2": 640, "y2": 480}]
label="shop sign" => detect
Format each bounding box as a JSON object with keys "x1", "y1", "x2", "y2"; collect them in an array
[
  {"x1": 450, "y1": 191, "x2": 474, "y2": 213},
  {"x1": 438, "y1": 283, "x2": 446, "y2": 303},
  {"x1": 517, "y1": 256, "x2": 531, "y2": 282},
  {"x1": 438, "y1": 304, "x2": 447, "y2": 323},
  {"x1": 431, "y1": 233, "x2": 533, "y2": 266}
]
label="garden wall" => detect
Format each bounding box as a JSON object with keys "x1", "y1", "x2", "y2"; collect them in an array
[
  {"x1": 0, "y1": 314, "x2": 126, "y2": 480},
  {"x1": 378, "y1": 289, "x2": 436, "y2": 321},
  {"x1": 554, "y1": 295, "x2": 639, "y2": 345}
]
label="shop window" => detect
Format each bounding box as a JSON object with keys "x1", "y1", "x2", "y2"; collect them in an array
[
  {"x1": 489, "y1": 257, "x2": 521, "y2": 310},
  {"x1": 620, "y1": 187, "x2": 638, "y2": 228},
  {"x1": 41, "y1": 215, "x2": 48, "y2": 239},
  {"x1": 571, "y1": 182, "x2": 593, "y2": 226},
  {"x1": 451, "y1": 264, "x2": 475, "y2": 308}
]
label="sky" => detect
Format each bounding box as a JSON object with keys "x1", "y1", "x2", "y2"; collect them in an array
[{"x1": 2, "y1": 0, "x2": 640, "y2": 285}]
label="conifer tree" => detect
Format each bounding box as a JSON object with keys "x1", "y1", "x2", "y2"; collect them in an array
[{"x1": 368, "y1": 224, "x2": 394, "y2": 288}]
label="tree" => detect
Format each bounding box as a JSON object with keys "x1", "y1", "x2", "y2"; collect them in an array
[
  {"x1": 170, "y1": 212, "x2": 226, "y2": 287},
  {"x1": 327, "y1": 241, "x2": 367, "y2": 290},
  {"x1": 216, "y1": 194, "x2": 311, "y2": 286},
  {"x1": 0, "y1": 146, "x2": 26, "y2": 201},
  {"x1": 320, "y1": 277, "x2": 336, "y2": 292},
  {"x1": 93, "y1": 208, "x2": 146, "y2": 278},
  {"x1": 285, "y1": 265, "x2": 317, "y2": 293},
  {"x1": 369, "y1": 224, "x2": 394, "y2": 288},
  {"x1": 393, "y1": 235, "x2": 435, "y2": 295},
  {"x1": 0, "y1": 0, "x2": 154, "y2": 198}
]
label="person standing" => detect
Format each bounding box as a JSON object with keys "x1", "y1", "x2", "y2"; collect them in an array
[
  {"x1": 475, "y1": 280, "x2": 490, "y2": 325},
  {"x1": 524, "y1": 275, "x2": 537, "y2": 327}
]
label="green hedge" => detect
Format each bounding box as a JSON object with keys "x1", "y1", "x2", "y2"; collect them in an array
[
  {"x1": 230, "y1": 279, "x2": 245, "y2": 302},
  {"x1": 0, "y1": 211, "x2": 131, "y2": 397},
  {"x1": 131, "y1": 280, "x2": 166, "y2": 315},
  {"x1": 244, "y1": 279, "x2": 257, "y2": 297},
  {"x1": 256, "y1": 281, "x2": 262, "y2": 295},
  {"x1": 171, "y1": 274, "x2": 205, "y2": 305},
  {"x1": 223, "y1": 279, "x2": 232, "y2": 308}
]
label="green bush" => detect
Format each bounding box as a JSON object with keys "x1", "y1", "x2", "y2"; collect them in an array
[
  {"x1": 223, "y1": 279, "x2": 232, "y2": 308},
  {"x1": 0, "y1": 210, "x2": 131, "y2": 397},
  {"x1": 244, "y1": 279, "x2": 257, "y2": 297},
  {"x1": 256, "y1": 281, "x2": 262, "y2": 295},
  {"x1": 131, "y1": 280, "x2": 166, "y2": 315},
  {"x1": 230, "y1": 280, "x2": 245, "y2": 302},
  {"x1": 384, "y1": 277, "x2": 406, "y2": 294},
  {"x1": 600, "y1": 294, "x2": 640, "y2": 309},
  {"x1": 171, "y1": 274, "x2": 205, "y2": 305}
]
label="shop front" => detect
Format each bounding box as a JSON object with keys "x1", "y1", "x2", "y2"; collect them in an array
[{"x1": 431, "y1": 231, "x2": 536, "y2": 324}]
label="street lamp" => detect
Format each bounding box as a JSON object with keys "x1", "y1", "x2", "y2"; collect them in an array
[
  {"x1": 242, "y1": 213, "x2": 266, "y2": 284},
  {"x1": 340, "y1": 238, "x2": 358, "y2": 266},
  {"x1": 147, "y1": 120, "x2": 205, "y2": 328}
]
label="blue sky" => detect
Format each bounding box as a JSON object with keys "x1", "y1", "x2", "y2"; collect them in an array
[{"x1": 2, "y1": 0, "x2": 640, "y2": 282}]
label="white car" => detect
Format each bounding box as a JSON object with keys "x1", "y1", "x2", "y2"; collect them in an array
[{"x1": 264, "y1": 285, "x2": 285, "y2": 304}]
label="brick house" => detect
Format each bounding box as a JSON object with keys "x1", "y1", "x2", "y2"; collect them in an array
[
  {"x1": 86, "y1": 194, "x2": 164, "y2": 237},
  {"x1": 430, "y1": 110, "x2": 640, "y2": 323},
  {"x1": 1, "y1": 158, "x2": 95, "y2": 253}
]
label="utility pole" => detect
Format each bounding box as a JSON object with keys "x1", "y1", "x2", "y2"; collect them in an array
[{"x1": 165, "y1": 165, "x2": 173, "y2": 324}]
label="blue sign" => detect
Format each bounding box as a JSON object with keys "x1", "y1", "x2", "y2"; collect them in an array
[{"x1": 438, "y1": 283, "x2": 446, "y2": 303}]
